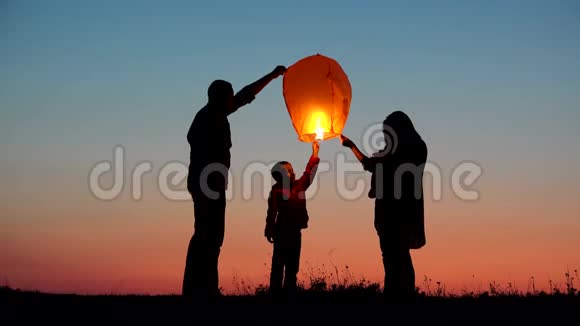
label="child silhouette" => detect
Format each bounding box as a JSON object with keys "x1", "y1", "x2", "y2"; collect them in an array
[{"x1": 265, "y1": 141, "x2": 320, "y2": 295}]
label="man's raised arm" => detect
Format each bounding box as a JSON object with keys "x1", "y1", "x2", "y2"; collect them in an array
[{"x1": 228, "y1": 65, "x2": 287, "y2": 115}]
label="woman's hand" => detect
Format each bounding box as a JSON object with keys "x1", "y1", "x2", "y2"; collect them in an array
[
  {"x1": 340, "y1": 134, "x2": 354, "y2": 148},
  {"x1": 340, "y1": 134, "x2": 367, "y2": 163}
]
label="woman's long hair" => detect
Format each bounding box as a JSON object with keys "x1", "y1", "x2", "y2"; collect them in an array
[{"x1": 374, "y1": 110, "x2": 422, "y2": 157}]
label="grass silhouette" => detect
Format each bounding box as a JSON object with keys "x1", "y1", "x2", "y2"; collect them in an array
[
  {"x1": 230, "y1": 265, "x2": 578, "y2": 298},
  {"x1": 1, "y1": 268, "x2": 578, "y2": 323}
]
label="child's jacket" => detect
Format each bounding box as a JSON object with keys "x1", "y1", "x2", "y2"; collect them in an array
[{"x1": 266, "y1": 155, "x2": 320, "y2": 231}]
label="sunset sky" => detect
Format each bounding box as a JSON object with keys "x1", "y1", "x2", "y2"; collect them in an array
[{"x1": 2, "y1": 0, "x2": 579, "y2": 294}]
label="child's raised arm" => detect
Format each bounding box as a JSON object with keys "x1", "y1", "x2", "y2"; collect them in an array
[{"x1": 296, "y1": 141, "x2": 321, "y2": 190}]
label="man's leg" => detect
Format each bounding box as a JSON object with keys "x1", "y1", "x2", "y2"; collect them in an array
[
  {"x1": 182, "y1": 190, "x2": 225, "y2": 298},
  {"x1": 182, "y1": 234, "x2": 197, "y2": 297},
  {"x1": 206, "y1": 191, "x2": 226, "y2": 296},
  {"x1": 283, "y1": 231, "x2": 301, "y2": 293},
  {"x1": 182, "y1": 193, "x2": 207, "y2": 297}
]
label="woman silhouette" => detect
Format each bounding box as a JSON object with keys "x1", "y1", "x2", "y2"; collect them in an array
[{"x1": 341, "y1": 111, "x2": 427, "y2": 298}]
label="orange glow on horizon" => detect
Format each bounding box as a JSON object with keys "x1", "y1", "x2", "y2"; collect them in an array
[{"x1": 2, "y1": 163, "x2": 580, "y2": 296}]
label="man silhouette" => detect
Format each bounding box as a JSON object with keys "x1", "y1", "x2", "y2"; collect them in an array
[{"x1": 183, "y1": 65, "x2": 286, "y2": 298}]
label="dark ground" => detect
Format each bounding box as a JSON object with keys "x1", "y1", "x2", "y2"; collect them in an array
[{"x1": 2, "y1": 286, "x2": 578, "y2": 323}]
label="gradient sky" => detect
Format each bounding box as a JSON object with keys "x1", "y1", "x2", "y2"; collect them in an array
[{"x1": 1, "y1": 0, "x2": 580, "y2": 294}]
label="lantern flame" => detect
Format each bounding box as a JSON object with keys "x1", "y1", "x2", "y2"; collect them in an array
[
  {"x1": 309, "y1": 111, "x2": 329, "y2": 141},
  {"x1": 315, "y1": 127, "x2": 324, "y2": 140}
]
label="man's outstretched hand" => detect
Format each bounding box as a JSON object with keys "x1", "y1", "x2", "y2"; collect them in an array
[
  {"x1": 271, "y1": 65, "x2": 287, "y2": 78},
  {"x1": 340, "y1": 134, "x2": 354, "y2": 148}
]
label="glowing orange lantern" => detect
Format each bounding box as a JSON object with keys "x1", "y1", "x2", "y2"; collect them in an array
[{"x1": 283, "y1": 54, "x2": 352, "y2": 142}]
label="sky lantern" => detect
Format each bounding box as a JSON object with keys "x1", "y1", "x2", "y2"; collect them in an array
[{"x1": 282, "y1": 54, "x2": 352, "y2": 142}]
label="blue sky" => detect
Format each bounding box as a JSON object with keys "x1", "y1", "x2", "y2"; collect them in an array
[{"x1": 2, "y1": 0, "x2": 579, "y2": 187}]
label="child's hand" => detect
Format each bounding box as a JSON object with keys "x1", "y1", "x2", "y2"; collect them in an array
[
  {"x1": 340, "y1": 134, "x2": 354, "y2": 148},
  {"x1": 264, "y1": 225, "x2": 275, "y2": 244},
  {"x1": 312, "y1": 140, "x2": 320, "y2": 157}
]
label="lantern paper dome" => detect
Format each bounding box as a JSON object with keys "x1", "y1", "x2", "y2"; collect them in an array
[{"x1": 282, "y1": 54, "x2": 352, "y2": 142}]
